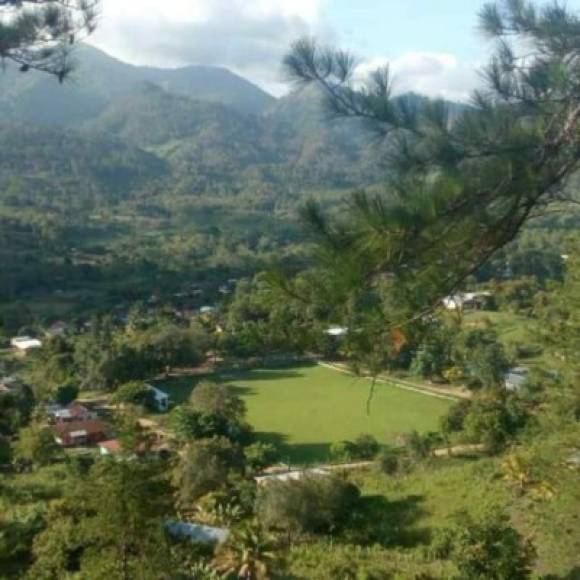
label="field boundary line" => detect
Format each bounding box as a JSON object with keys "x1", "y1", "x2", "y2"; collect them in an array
[{"x1": 318, "y1": 362, "x2": 461, "y2": 401}]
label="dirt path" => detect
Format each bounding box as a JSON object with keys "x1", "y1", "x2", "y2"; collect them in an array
[{"x1": 318, "y1": 361, "x2": 470, "y2": 400}]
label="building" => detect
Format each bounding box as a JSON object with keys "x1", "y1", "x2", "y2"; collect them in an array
[
  {"x1": 166, "y1": 521, "x2": 230, "y2": 544},
  {"x1": 504, "y1": 367, "x2": 529, "y2": 392},
  {"x1": 442, "y1": 292, "x2": 493, "y2": 311},
  {"x1": 10, "y1": 336, "x2": 42, "y2": 354},
  {"x1": 325, "y1": 326, "x2": 348, "y2": 337},
  {"x1": 98, "y1": 439, "x2": 123, "y2": 456},
  {"x1": 146, "y1": 384, "x2": 170, "y2": 412},
  {"x1": 48, "y1": 402, "x2": 93, "y2": 424},
  {"x1": 53, "y1": 419, "x2": 110, "y2": 447}
]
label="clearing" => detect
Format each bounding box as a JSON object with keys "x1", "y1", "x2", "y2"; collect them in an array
[{"x1": 159, "y1": 364, "x2": 452, "y2": 464}]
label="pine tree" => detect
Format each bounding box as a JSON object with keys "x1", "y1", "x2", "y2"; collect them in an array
[
  {"x1": 0, "y1": 0, "x2": 98, "y2": 80},
  {"x1": 282, "y1": 1, "x2": 580, "y2": 368}
]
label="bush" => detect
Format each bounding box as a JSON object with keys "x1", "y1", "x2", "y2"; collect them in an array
[
  {"x1": 257, "y1": 475, "x2": 361, "y2": 535},
  {"x1": 377, "y1": 446, "x2": 401, "y2": 475},
  {"x1": 433, "y1": 512, "x2": 536, "y2": 579},
  {"x1": 330, "y1": 434, "x2": 380, "y2": 462},
  {"x1": 244, "y1": 442, "x2": 279, "y2": 472}
]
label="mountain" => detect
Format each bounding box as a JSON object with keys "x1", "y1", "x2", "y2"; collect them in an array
[{"x1": 0, "y1": 44, "x2": 275, "y2": 124}]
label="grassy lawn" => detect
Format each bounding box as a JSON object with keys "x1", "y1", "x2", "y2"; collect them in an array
[{"x1": 159, "y1": 364, "x2": 452, "y2": 464}]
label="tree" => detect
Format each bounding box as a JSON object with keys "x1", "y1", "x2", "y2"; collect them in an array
[
  {"x1": 172, "y1": 437, "x2": 245, "y2": 509},
  {"x1": 213, "y1": 523, "x2": 278, "y2": 580},
  {"x1": 243, "y1": 442, "x2": 279, "y2": 472},
  {"x1": 0, "y1": 0, "x2": 99, "y2": 80},
  {"x1": 13, "y1": 422, "x2": 60, "y2": 467},
  {"x1": 111, "y1": 381, "x2": 154, "y2": 409},
  {"x1": 257, "y1": 475, "x2": 360, "y2": 536},
  {"x1": 27, "y1": 460, "x2": 173, "y2": 580},
  {"x1": 189, "y1": 381, "x2": 246, "y2": 425},
  {"x1": 433, "y1": 512, "x2": 536, "y2": 579},
  {"x1": 53, "y1": 382, "x2": 78, "y2": 406},
  {"x1": 282, "y1": 1, "x2": 580, "y2": 373}
]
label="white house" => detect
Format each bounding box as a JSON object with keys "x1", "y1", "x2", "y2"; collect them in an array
[
  {"x1": 10, "y1": 336, "x2": 42, "y2": 353},
  {"x1": 199, "y1": 306, "x2": 216, "y2": 315},
  {"x1": 146, "y1": 384, "x2": 170, "y2": 412},
  {"x1": 166, "y1": 521, "x2": 230, "y2": 544}
]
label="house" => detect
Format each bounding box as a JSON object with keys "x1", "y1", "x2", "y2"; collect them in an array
[
  {"x1": 166, "y1": 521, "x2": 230, "y2": 544},
  {"x1": 48, "y1": 402, "x2": 93, "y2": 424},
  {"x1": 53, "y1": 419, "x2": 110, "y2": 447},
  {"x1": 146, "y1": 384, "x2": 170, "y2": 412},
  {"x1": 504, "y1": 367, "x2": 529, "y2": 392},
  {"x1": 98, "y1": 439, "x2": 123, "y2": 456},
  {"x1": 199, "y1": 306, "x2": 216, "y2": 315},
  {"x1": 10, "y1": 336, "x2": 42, "y2": 354}
]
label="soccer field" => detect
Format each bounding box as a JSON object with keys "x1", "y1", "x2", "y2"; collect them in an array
[{"x1": 223, "y1": 364, "x2": 451, "y2": 464}]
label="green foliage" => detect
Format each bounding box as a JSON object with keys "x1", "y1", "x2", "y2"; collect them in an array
[
  {"x1": 243, "y1": 442, "x2": 280, "y2": 472},
  {"x1": 330, "y1": 434, "x2": 380, "y2": 462},
  {"x1": 0, "y1": 384, "x2": 35, "y2": 437},
  {"x1": 52, "y1": 383, "x2": 79, "y2": 407},
  {"x1": 111, "y1": 381, "x2": 154, "y2": 409},
  {"x1": 257, "y1": 475, "x2": 361, "y2": 536},
  {"x1": 282, "y1": 1, "x2": 580, "y2": 378},
  {"x1": 451, "y1": 393, "x2": 530, "y2": 453},
  {"x1": 0, "y1": 1, "x2": 98, "y2": 80},
  {"x1": 432, "y1": 511, "x2": 536, "y2": 579},
  {"x1": 13, "y1": 423, "x2": 60, "y2": 467},
  {"x1": 27, "y1": 460, "x2": 172, "y2": 580},
  {"x1": 173, "y1": 437, "x2": 245, "y2": 508}
]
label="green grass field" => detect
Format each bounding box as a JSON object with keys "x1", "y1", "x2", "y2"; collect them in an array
[{"x1": 160, "y1": 364, "x2": 452, "y2": 464}]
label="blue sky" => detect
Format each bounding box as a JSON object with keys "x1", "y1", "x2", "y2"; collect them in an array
[
  {"x1": 90, "y1": 0, "x2": 580, "y2": 100},
  {"x1": 327, "y1": 1, "x2": 492, "y2": 59}
]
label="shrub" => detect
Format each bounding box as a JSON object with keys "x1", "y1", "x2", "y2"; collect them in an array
[
  {"x1": 244, "y1": 442, "x2": 279, "y2": 472},
  {"x1": 257, "y1": 475, "x2": 361, "y2": 535},
  {"x1": 53, "y1": 383, "x2": 79, "y2": 407},
  {"x1": 330, "y1": 434, "x2": 380, "y2": 462},
  {"x1": 434, "y1": 512, "x2": 536, "y2": 579},
  {"x1": 377, "y1": 446, "x2": 401, "y2": 475}
]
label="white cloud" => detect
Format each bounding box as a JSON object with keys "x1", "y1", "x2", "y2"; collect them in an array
[
  {"x1": 89, "y1": 0, "x2": 329, "y2": 94},
  {"x1": 357, "y1": 52, "x2": 479, "y2": 102}
]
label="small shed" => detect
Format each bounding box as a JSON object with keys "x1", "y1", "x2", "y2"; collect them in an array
[{"x1": 504, "y1": 367, "x2": 529, "y2": 392}]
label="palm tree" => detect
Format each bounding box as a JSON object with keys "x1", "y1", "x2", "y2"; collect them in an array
[
  {"x1": 502, "y1": 454, "x2": 531, "y2": 494},
  {"x1": 213, "y1": 523, "x2": 277, "y2": 580}
]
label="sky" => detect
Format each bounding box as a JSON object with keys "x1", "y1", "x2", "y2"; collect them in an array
[{"x1": 88, "y1": 0, "x2": 580, "y2": 101}]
